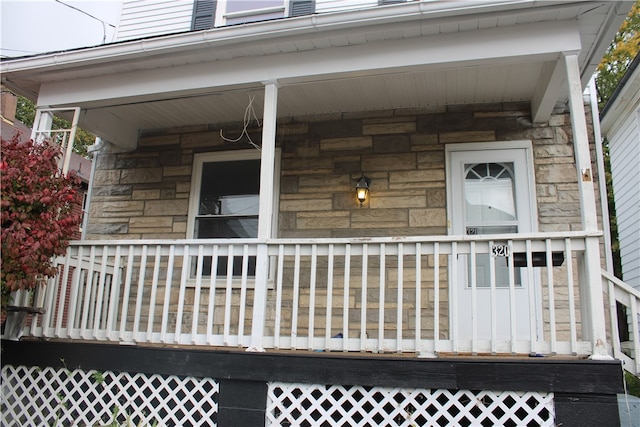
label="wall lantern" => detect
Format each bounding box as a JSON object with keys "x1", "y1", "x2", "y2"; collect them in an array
[{"x1": 355, "y1": 175, "x2": 370, "y2": 207}]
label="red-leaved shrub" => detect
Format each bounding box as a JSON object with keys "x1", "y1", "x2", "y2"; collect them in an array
[{"x1": 1, "y1": 135, "x2": 82, "y2": 309}]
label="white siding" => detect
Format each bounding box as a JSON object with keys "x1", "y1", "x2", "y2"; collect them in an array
[
  {"x1": 116, "y1": 0, "x2": 193, "y2": 42},
  {"x1": 114, "y1": 0, "x2": 388, "y2": 40},
  {"x1": 608, "y1": 100, "x2": 640, "y2": 289}
]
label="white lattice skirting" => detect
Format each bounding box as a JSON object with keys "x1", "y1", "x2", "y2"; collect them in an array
[
  {"x1": 267, "y1": 383, "x2": 555, "y2": 427},
  {"x1": 1, "y1": 365, "x2": 218, "y2": 426}
]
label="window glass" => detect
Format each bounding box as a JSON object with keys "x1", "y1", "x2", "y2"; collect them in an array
[{"x1": 225, "y1": 0, "x2": 285, "y2": 25}]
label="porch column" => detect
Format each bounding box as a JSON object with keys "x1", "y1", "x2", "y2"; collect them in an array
[
  {"x1": 249, "y1": 81, "x2": 279, "y2": 351},
  {"x1": 563, "y1": 53, "x2": 610, "y2": 358}
]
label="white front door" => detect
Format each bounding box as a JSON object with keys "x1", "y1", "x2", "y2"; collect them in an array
[{"x1": 447, "y1": 142, "x2": 538, "y2": 346}]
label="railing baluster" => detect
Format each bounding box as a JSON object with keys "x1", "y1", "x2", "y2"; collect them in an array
[
  {"x1": 118, "y1": 246, "x2": 135, "y2": 342},
  {"x1": 223, "y1": 245, "x2": 234, "y2": 346},
  {"x1": 274, "y1": 245, "x2": 284, "y2": 349},
  {"x1": 360, "y1": 244, "x2": 368, "y2": 352},
  {"x1": 470, "y1": 241, "x2": 477, "y2": 355},
  {"x1": 207, "y1": 245, "x2": 220, "y2": 346},
  {"x1": 39, "y1": 263, "x2": 60, "y2": 336},
  {"x1": 526, "y1": 239, "x2": 537, "y2": 355},
  {"x1": 545, "y1": 239, "x2": 557, "y2": 354},
  {"x1": 378, "y1": 244, "x2": 386, "y2": 353},
  {"x1": 106, "y1": 245, "x2": 122, "y2": 339},
  {"x1": 55, "y1": 251, "x2": 73, "y2": 337},
  {"x1": 507, "y1": 240, "x2": 517, "y2": 355},
  {"x1": 565, "y1": 238, "x2": 578, "y2": 355},
  {"x1": 433, "y1": 242, "x2": 440, "y2": 355},
  {"x1": 308, "y1": 244, "x2": 317, "y2": 351},
  {"x1": 92, "y1": 246, "x2": 110, "y2": 339},
  {"x1": 160, "y1": 245, "x2": 176, "y2": 344},
  {"x1": 132, "y1": 245, "x2": 146, "y2": 342},
  {"x1": 415, "y1": 243, "x2": 421, "y2": 354},
  {"x1": 67, "y1": 246, "x2": 83, "y2": 338},
  {"x1": 343, "y1": 244, "x2": 351, "y2": 352},
  {"x1": 192, "y1": 245, "x2": 205, "y2": 345},
  {"x1": 237, "y1": 245, "x2": 250, "y2": 346},
  {"x1": 175, "y1": 244, "x2": 190, "y2": 344},
  {"x1": 80, "y1": 246, "x2": 96, "y2": 339},
  {"x1": 396, "y1": 243, "x2": 403, "y2": 353},
  {"x1": 146, "y1": 246, "x2": 162, "y2": 342},
  {"x1": 451, "y1": 242, "x2": 458, "y2": 354},
  {"x1": 291, "y1": 244, "x2": 301, "y2": 350},
  {"x1": 488, "y1": 240, "x2": 497, "y2": 355},
  {"x1": 325, "y1": 244, "x2": 334, "y2": 350}
]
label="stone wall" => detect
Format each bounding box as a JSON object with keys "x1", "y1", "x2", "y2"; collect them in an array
[{"x1": 87, "y1": 101, "x2": 601, "y2": 240}]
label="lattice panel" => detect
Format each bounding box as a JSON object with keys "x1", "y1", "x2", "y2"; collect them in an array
[
  {"x1": 1, "y1": 365, "x2": 218, "y2": 427},
  {"x1": 267, "y1": 383, "x2": 555, "y2": 427}
]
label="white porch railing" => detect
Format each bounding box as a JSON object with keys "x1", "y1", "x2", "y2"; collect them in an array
[
  {"x1": 603, "y1": 269, "x2": 640, "y2": 375},
  {"x1": 7, "y1": 231, "x2": 633, "y2": 364}
]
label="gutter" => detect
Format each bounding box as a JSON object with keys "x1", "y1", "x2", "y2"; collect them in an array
[
  {"x1": 600, "y1": 52, "x2": 640, "y2": 121},
  {"x1": 0, "y1": 1, "x2": 590, "y2": 75}
]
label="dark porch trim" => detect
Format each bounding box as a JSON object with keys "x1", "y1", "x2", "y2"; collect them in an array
[{"x1": 1, "y1": 340, "x2": 624, "y2": 426}]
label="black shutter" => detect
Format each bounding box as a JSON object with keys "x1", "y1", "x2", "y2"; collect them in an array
[
  {"x1": 192, "y1": 0, "x2": 217, "y2": 31},
  {"x1": 290, "y1": 0, "x2": 315, "y2": 17}
]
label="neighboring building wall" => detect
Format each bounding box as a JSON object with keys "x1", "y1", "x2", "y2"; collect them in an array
[{"x1": 608, "y1": 107, "x2": 640, "y2": 288}]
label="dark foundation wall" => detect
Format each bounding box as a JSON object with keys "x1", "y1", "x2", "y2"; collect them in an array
[
  {"x1": 1, "y1": 340, "x2": 623, "y2": 427},
  {"x1": 86, "y1": 102, "x2": 599, "y2": 240}
]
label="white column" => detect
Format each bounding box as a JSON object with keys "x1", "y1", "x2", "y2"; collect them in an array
[
  {"x1": 249, "y1": 82, "x2": 279, "y2": 351},
  {"x1": 564, "y1": 53, "x2": 610, "y2": 359}
]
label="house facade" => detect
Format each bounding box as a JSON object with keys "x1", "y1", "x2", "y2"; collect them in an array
[
  {"x1": 1, "y1": 1, "x2": 638, "y2": 425},
  {"x1": 600, "y1": 53, "x2": 640, "y2": 291}
]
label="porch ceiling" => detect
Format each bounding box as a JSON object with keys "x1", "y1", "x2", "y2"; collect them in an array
[{"x1": 0, "y1": 1, "x2": 632, "y2": 147}]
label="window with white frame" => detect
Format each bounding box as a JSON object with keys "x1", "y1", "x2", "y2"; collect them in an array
[
  {"x1": 191, "y1": 0, "x2": 315, "y2": 30},
  {"x1": 188, "y1": 150, "x2": 261, "y2": 276}
]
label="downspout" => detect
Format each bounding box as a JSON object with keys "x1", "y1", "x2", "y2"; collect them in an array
[
  {"x1": 81, "y1": 136, "x2": 106, "y2": 240},
  {"x1": 589, "y1": 77, "x2": 614, "y2": 273}
]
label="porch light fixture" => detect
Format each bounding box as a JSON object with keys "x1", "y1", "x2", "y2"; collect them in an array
[{"x1": 355, "y1": 175, "x2": 370, "y2": 207}]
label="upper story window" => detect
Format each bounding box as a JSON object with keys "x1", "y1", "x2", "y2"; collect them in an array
[{"x1": 192, "y1": 0, "x2": 315, "y2": 31}]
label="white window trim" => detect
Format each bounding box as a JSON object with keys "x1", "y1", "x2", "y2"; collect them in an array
[
  {"x1": 215, "y1": 0, "x2": 287, "y2": 27},
  {"x1": 186, "y1": 148, "x2": 281, "y2": 288}
]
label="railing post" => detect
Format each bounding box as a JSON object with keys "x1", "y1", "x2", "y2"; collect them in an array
[
  {"x1": 249, "y1": 81, "x2": 279, "y2": 351},
  {"x1": 564, "y1": 53, "x2": 611, "y2": 359}
]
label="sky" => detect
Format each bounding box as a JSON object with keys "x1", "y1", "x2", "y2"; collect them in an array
[{"x1": 0, "y1": 0, "x2": 123, "y2": 58}]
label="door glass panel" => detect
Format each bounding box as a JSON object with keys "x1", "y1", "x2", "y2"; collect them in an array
[{"x1": 464, "y1": 162, "x2": 519, "y2": 288}]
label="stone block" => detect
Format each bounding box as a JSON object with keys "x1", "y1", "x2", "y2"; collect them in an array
[
  {"x1": 281, "y1": 158, "x2": 333, "y2": 174},
  {"x1": 439, "y1": 130, "x2": 496, "y2": 143},
  {"x1": 181, "y1": 131, "x2": 225, "y2": 148},
  {"x1": 297, "y1": 212, "x2": 350, "y2": 229},
  {"x1": 144, "y1": 199, "x2": 189, "y2": 216},
  {"x1": 163, "y1": 165, "x2": 192, "y2": 177},
  {"x1": 138, "y1": 134, "x2": 180, "y2": 148},
  {"x1": 362, "y1": 153, "x2": 416, "y2": 171},
  {"x1": 351, "y1": 209, "x2": 408, "y2": 224},
  {"x1": 536, "y1": 164, "x2": 577, "y2": 183},
  {"x1": 93, "y1": 170, "x2": 121, "y2": 186},
  {"x1": 299, "y1": 174, "x2": 351, "y2": 191},
  {"x1": 409, "y1": 209, "x2": 447, "y2": 227},
  {"x1": 280, "y1": 197, "x2": 333, "y2": 212},
  {"x1": 132, "y1": 189, "x2": 161, "y2": 200},
  {"x1": 86, "y1": 222, "x2": 128, "y2": 235},
  {"x1": 425, "y1": 188, "x2": 446, "y2": 208},
  {"x1": 373, "y1": 135, "x2": 411, "y2": 153},
  {"x1": 320, "y1": 136, "x2": 372, "y2": 151},
  {"x1": 370, "y1": 193, "x2": 427, "y2": 209},
  {"x1": 363, "y1": 122, "x2": 416, "y2": 135},
  {"x1": 130, "y1": 216, "x2": 173, "y2": 229},
  {"x1": 389, "y1": 169, "x2": 444, "y2": 185},
  {"x1": 120, "y1": 168, "x2": 163, "y2": 184},
  {"x1": 93, "y1": 184, "x2": 132, "y2": 197}
]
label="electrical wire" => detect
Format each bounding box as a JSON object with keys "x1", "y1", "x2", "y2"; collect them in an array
[
  {"x1": 220, "y1": 95, "x2": 262, "y2": 151},
  {"x1": 53, "y1": 0, "x2": 116, "y2": 44}
]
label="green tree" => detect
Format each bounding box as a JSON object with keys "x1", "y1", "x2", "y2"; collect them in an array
[
  {"x1": 595, "y1": 0, "x2": 640, "y2": 110},
  {"x1": 15, "y1": 95, "x2": 95, "y2": 157}
]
